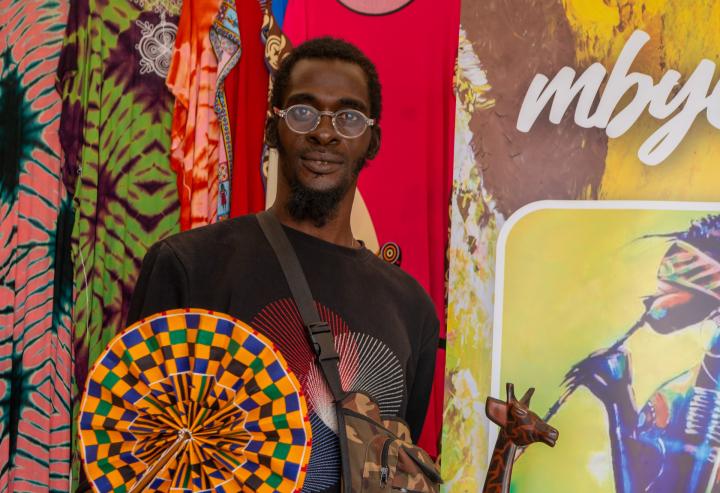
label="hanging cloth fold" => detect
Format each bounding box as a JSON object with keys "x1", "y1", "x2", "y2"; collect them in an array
[
  {"x1": 210, "y1": 0, "x2": 241, "y2": 220},
  {"x1": 0, "y1": 1, "x2": 73, "y2": 490},
  {"x1": 167, "y1": 0, "x2": 224, "y2": 230},
  {"x1": 56, "y1": 0, "x2": 182, "y2": 486},
  {"x1": 223, "y1": 0, "x2": 268, "y2": 216}
]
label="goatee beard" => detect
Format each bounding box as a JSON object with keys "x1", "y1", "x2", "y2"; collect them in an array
[
  {"x1": 283, "y1": 156, "x2": 364, "y2": 227},
  {"x1": 277, "y1": 140, "x2": 366, "y2": 227},
  {"x1": 285, "y1": 179, "x2": 347, "y2": 228}
]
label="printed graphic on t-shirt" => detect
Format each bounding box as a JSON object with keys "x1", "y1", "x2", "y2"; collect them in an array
[{"x1": 251, "y1": 299, "x2": 405, "y2": 492}]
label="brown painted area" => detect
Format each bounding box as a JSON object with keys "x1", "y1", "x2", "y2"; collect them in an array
[{"x1": 463, "y1": 0, "x2": 608, "y2": 218}]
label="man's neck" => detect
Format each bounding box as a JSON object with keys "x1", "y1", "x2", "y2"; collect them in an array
[{"x1": 268, "y1": 202, "x2": 359, "y2": 249}]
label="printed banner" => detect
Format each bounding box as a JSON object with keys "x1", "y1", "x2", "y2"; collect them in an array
[
  {"x1": 495, "y1": 202, "x2": 720, "y2": 492},
  {"x1": 443, "y1": 1, "x2": 720, "y2": 491}
]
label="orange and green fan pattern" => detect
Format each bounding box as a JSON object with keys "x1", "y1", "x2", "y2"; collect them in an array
[{"x1": 79, "y1": 309, "x2": 312, "y2": 493}]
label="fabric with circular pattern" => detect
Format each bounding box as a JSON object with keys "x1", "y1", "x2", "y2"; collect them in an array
[
  {"x1": 379, "y1": 242, "x2": 402, "y2": 266},
  {"x1": 251, "y1": 300, "x2": 406, "y2": 492}
]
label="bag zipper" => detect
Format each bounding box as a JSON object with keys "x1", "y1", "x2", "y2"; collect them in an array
[{"x1": 380, "y1": 438, "x2": 393, "y2": 487}]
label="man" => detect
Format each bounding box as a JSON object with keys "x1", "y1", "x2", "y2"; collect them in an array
[{"x1": 127, "y1": 37, "x2": 439, "y2": 492}]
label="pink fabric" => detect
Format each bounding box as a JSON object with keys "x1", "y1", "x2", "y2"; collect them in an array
[
  {"x1": 0, "y1": 0, "x2": 72, "y2": 488},
  {"x1": 281, "y1": 0, "x2": 459, "y2": 456}
]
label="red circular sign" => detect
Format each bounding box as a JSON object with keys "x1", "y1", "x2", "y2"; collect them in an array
[{"x1": 337, "y1": 0, "x2": 414, "y2": 15}]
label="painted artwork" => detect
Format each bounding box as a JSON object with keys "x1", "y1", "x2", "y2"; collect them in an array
[
  {"x1": 443, "y1": 1, "x2": 720, "y2": 490},
  {"x1": 493, "y1": 202, "x2": 720, "y2": 493}
]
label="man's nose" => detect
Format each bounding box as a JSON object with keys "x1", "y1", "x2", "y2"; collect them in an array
[{"x1": 308, "y1": 114, "x2": 339, "y2": 145}]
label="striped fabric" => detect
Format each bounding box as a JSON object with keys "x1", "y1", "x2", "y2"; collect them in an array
[{"x1": 0, "y1": 0, "x2": 73, "y2": 490}]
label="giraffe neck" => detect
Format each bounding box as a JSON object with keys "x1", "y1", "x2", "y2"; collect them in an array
[{"x1": 482, "y1": 431, "x2": 517, "y2": 493}]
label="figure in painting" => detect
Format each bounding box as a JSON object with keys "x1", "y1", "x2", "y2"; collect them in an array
[{"x1": 557, "y1": 215, "x2": 720, "y2": 493}]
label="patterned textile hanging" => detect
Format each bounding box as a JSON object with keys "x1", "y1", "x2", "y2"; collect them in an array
[
  {"x1": 0, "y1": 0, "x2": 73, "y2": 490},
  {"x1": 262, "y1": 0, "x2": 293, "y2": 102},
  {"x1": 56, "y1": 0, "x2": 181, "y2": 485},
  {"x1": 210, "y1": 0, "x2": 242, "y2": 221},
  {"x1": 257, "y1": 0, "x2": 292, "y2": 207},
  {"x1": 167, "y1": 0, "x2": 223, "y2": 230}
]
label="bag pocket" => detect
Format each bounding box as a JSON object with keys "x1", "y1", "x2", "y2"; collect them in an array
[
  {"x1": 339, "y1": 407, "x2": 395, "y2": 492},
  {"x1": 389, "y1": 444, "x2": 441, "y2": 493},
  {"x1": 381, "y1": 417, "x2": 441, "y2": 491},
  {"x1": 340, "y1": 408, "x2": 441, "y2": 493},
  {"x1": 361, "y1": 434, "x2": 399, "y2": 491}
]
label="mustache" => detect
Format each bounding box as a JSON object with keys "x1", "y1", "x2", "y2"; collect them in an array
[
  {"x1": 276, "y1": 140, "x2": 369, "y2": 175},
  {"x1": 299, "y1": 148, "x2": 344, "y2": 162}
]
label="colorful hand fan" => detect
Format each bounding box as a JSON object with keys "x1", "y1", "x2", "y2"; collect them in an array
[{"x1": 79, "y1": 309, "x2": 312, "y2": 493}]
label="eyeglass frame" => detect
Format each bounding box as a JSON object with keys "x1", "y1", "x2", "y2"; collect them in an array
[{"x1": 273, "y1": 104, "x2": 376, "y2": 139}]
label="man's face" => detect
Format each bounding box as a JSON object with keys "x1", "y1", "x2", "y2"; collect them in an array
[{"x1": 275, "y1": 58, "x2": 375, "y2": 225}]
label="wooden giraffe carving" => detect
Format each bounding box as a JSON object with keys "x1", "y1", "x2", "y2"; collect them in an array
[{"x1": 482, "y1": 383, "x2": 559, "y2": 493}]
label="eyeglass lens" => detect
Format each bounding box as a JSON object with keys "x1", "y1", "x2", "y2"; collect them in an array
[{"x1": 285, "y1": 105, "x2": 368, "y2": 137}]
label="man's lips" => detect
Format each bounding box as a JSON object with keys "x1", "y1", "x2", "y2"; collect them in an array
[{"x1": 300, "y1": 153, "x2": 343, "y2": 174}]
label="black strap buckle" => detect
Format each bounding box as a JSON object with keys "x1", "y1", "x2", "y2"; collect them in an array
[{"x1": 307, "y1": 321, "x2": 339, "y2": 361}]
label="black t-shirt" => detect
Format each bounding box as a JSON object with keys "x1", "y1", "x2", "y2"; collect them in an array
[{"x1": 126, "y1": 215, "x2": 439, "y2": 493}]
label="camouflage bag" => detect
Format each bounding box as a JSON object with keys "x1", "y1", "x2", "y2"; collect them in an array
[
  {"x1": 338, "y1": 392, "x2": 441, "y2": 492},
  {"x1": 257, "y1": 211, "x2": 442, "y2": 493}
]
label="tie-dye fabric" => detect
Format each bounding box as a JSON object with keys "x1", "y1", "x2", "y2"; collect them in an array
[
  {"x1": 56, "y1": 0, "x2": 181, "y2": 485},
  {"x1": 210, "y1": 0, "x2": 241, "y2": 221},
  {"x1": 0, "y1": 0, "x2": 73, "y2": 490},
  {"x1": 167, "y1": 0, "x2": 222, "y2": 230}
]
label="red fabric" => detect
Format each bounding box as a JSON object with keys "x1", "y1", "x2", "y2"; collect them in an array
[
  {"x1": 224, "y1": 0, "x2": 268, "y2": 216},
  {"x1": 167, "y1": 0, "x2": 222, "y2": 230},
  {"x1": 282, "y1": 0, "x2": 459, "y2": 457}
]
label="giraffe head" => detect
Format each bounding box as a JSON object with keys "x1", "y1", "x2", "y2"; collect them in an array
[{"x1": 486, "y1": 383, "x2": 558, "y2": 447}]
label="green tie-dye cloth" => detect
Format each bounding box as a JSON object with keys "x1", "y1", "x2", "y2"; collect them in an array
[{"x1": 56, "y1": 0, "x2": 181, "y2": 486}]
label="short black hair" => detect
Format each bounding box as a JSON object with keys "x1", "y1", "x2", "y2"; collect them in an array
[{"x1": 270, "y1": 37, "x2": 382, "y2": 121}]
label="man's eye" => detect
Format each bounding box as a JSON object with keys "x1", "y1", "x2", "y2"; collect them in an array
[
  {"x1": 338, "y1": 111, "x2": 360, "y2": 122},
  {"x1": 291, "y1": 107, "x2": 315, "y2": 120}
]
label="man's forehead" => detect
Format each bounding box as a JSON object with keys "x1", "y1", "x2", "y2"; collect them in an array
[{"x1": 285, "y1": 58, "x2": 370, "y2": 108}]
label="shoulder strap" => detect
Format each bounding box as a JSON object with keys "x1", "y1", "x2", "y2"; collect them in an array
[{"x1": 256, "y1": 210, "x2": 345, "y2": 401}]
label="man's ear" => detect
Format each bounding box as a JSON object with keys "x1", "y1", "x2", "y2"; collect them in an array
[
  {"x1": 365, "y1": 126, "x2": 381, "y2": 160},
  {"x1": 265, "y1": 115, "x2": 279, "y2": 148}
]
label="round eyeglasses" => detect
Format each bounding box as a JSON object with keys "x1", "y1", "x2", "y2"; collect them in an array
[{"x1": 274, "y1": 104, "x2": 375, "y2": 139}]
